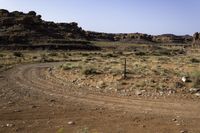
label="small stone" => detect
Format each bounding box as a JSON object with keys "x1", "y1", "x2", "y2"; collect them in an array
[
  {"x1": 8, "y1": 101, "x2": 14, "y2": 105},
  {"x1": 13, "y1": 109, "x2": 22, "y2": 112},
  {"x1": 189, "y1": 88, "x2": 200, "y2": 93},
  {"x1": 172, "y1": 118, "x2": 177, "y2": 121},
  {"x1": 135, "y1": 90, "x2": 145, "y2": 96},
  {"x1": 159, "y1": 91, "x2": 164, "y2": 96},
  {"x1": 31, "y1": 105, "x2": 37, "y2": 108},
  {"x1": 50, "y1": 99, "x2": 56, "y2": 102},
  {"x1": 68, "y1": 121, "x2": 75, "y2": 125},
  {"x1": 6, "y1": 124, "x2": 14, "y2": 127},
  {"x1": 194, "y1": 93, "x2": 200, "y2": 97},
  {"x1": 140, "y1": 124, "x2": 146, "y2": 128},
  {"x1": 96, "y1": 86, "x2": 100, "y2": 89},
  {"x1": 115, "y1": 88, "x2": 120, "y2": 92},
  {"x1": 182, "y1": 77, "x2": 187, "y2": 82},
  {"x1": 180, "y1": 130, "x2": 188, "y2": 133}
]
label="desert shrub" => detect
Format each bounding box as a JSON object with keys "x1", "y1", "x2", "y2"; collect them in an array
[
  {"x1": 32, "y1": 56, "x2": 37, "y2": 59},
  {"x1": 113, "y1": 51, "x2": 123, "y2": 55},
  {"x1": 13, "y1": 51, "x2": 23, "y2": 57},
  {"x1": 83, "y1": 67, "x2": 102, "y2": 75},
  {"x1": 60, "y1": 63, "x2": 78, "y2": 70},
  {"x1": 0, "y1": 53, "x2": 4, "y2": 57},
  {"x1": 191, "y1": 71, "x2": 200, "y2": 88},
  {"x1": 175, "y1": 81, "x2": 185, "y2": 88},
  {"x1": 135, "y1": 51, "x2": 146, "y2": 56},
  {"x1": 103, "y1": 53, "x2": 118, "y2": 58},
  {"x1": 56, "y1": 128, "x2": 64, "y2": 133},
  {"x1": 78, "y1": 127, "x2": 89, "y2": 133},
  {"x1": 190, "y1": 58, "x2": 200, "y2": 63},
  {"x1": 153, "y1": 50, "x2": 171, "y2": 56},
  {"x1": 81, "y1": 53, "x2": 90, "y2": 56},
  {"x1": 39, "y1": 54, "x2": 55, "y2": 62},
  {"x1": 47, "y1": 52, "x2": 58, "y2": 57}
]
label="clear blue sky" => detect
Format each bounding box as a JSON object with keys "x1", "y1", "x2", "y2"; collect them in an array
[{"x1": 0, "y1": 0, "x2": 199, "y2": 35}]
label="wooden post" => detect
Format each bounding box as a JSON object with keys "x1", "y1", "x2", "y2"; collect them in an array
[{"x1": 124, "y1": 58, "x2": 127, "y2": 79}]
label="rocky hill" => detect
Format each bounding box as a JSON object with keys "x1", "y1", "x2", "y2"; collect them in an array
[
  {"x1": 0, "y1": 9, "x2": 195, "y2": 45},
  {"x1": 0, "y1": 9, "x2": 87, "y2": 45}
]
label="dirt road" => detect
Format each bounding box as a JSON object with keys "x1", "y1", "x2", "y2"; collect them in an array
[{"x1": 0, "y1": 63, "x2": 200, "y2": 133}]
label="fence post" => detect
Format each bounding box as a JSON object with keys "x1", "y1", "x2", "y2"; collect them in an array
[{"x1": 124, "y1": 58, "x2": 127, "y2": 79}]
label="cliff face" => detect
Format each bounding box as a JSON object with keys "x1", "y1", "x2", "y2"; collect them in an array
[
  {"x1": 0, "y1": 9, "x2": 194, "y2": 45},
  {"x1": 0, "y1": 9, "x2": 86, "y2": 44}
]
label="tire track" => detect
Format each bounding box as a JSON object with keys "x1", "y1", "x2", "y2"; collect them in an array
[{"x1": 6, "y1": 63, "x2": 200, "y2": 119}]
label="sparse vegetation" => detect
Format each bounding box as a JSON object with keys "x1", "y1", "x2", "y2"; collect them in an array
[
  {"x1": 191, "y1": 71, "x2": 200, "y2": 88},
  {"x1": 60, "y1": 63, "x2": 79, "y2": 70},
  {"x1": 83, "y1": 67, "x2": 102, "y2": 75},
  {"x1": 47, "y1": 52, "x2": 58, "y2": 57},
  {"x1": 13, "y1": 51, "x2": 23, "y2": 57},
  {"x1": 190, "y1": 58, "x2": 200, "y2": 63},
  {"x1": 56, "y1": 128, "x2": 64, "y2": 133}
]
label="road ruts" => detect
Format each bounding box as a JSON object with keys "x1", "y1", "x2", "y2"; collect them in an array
[{"x1": 4, "y1": 62, "x2": 200, "y2": 119}]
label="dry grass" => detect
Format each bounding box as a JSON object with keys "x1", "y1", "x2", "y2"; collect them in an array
[{"x1": 1, "y1": 47, "x2": 200, "y2": 96}]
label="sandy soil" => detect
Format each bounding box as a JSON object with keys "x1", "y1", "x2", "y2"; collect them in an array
[{"x1": 0, "y1": 62, "x2": 200, "y2": 133}]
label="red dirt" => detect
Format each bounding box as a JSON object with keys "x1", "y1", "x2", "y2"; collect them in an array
[{"x1": 0, "y1": 63, "x2": 200, "y2": 133}]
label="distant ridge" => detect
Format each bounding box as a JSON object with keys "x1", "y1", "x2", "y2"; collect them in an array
[{"x1": 0, "y1": 9, "x2": 196, "y2": 45}]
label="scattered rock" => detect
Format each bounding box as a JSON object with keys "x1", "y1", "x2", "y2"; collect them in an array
[
  {"x1": 140, "y1": 124, "x2": 146, "y2": 128},
  {"x1": 68, "y1": 121, "x2": 75, "y2": 125},
  {"x1": 180, "y1": 130, "x2": 188, "y2": 133},
  {"x1": 47, "y1": 67, "x2": 52, "y2": 72},
  {"x1": 181, "y1": 77, "x2": 187, "y2": 83},
  {"x1": 13, "y1": 109, "x2": 22, "y2": 112},
  {"x1": 168, "y1": 90, "x2": 176, "y2": 95},
  {"x1": 172, "y1": 118, "x2": 177, "y2": 122},
  {"x1": 114, "y1": 88, "x2": 122, "y2": 92},
  {"x1": 31, "y1": 105, "x2": 37, "y2": 108},
  {"x1": 7, "y1": 101, "x2": 14, "y2": 105},
  {"x1": 189, "y1": 88, "x2": 200, "y2": 93},
  {"x1": 159, "y1": 91, "x2": 164, "y2": 96},
  {"x1": 50, "y1": 99, "x2": 56, "y2": 102},
  {"x1": 6, "y1": 123, "x2": 15, "y2": 127},
  {"x1": 175, "y1": 81, "x2": 185, "y2": 88},
  {"x1": 194, "y1": 93, "x2": 200, "y2": 97},
  {"x1": 135, "y1": 90, "x2": 146, "y2": 96}
]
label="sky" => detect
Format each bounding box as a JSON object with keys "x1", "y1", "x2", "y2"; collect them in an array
[{"x1": 0, "y1": 0, "x2": 200, "y2": 35}]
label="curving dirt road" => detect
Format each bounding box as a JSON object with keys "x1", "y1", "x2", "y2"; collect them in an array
[{"x1": 0, "y1": 62, "x2": 200, "y2": 133}]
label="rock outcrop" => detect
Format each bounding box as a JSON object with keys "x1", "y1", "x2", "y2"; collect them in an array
[
  {"x1": 153, "y1": 34, "x2": 192, "y2": 44},
  {"x1": 0, "y1": 9, "x2": 86, "y2": 45},
  {"x1": 192, "y1": 32, "x2": 200, "y2": 47}
]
